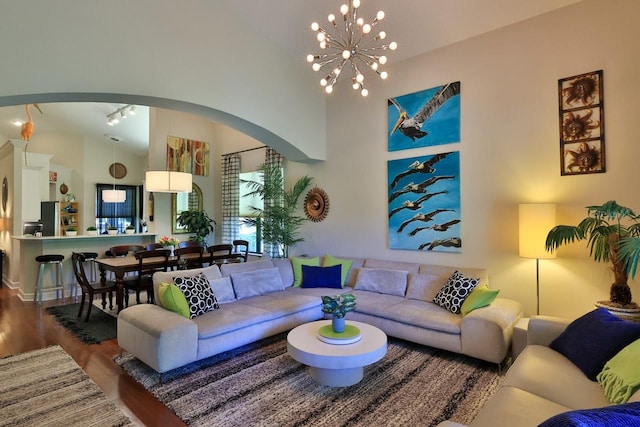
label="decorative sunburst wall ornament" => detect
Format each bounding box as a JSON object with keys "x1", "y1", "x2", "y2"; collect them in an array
[
  {"x1": 306, "y1": 0, "x2": 397, "y2": 97},
  {"x1": 304, "y1": 187, "x2": 330, "y2": 222}
]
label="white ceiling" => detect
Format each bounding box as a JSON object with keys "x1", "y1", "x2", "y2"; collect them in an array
[{"x1": 0, "y1": 0, "x2": 581, "y2": 155}]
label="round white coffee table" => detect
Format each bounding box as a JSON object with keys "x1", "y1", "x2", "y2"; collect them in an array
[{"x1": 287, "y1": 320, "x2": 387, "y2": 387}]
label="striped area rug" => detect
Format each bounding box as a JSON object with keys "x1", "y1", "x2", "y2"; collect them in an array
[
  {"x1": 116, "y1": 334, "x2": 502, "y2": 427},
  {"x1": 0, "y1": 346, "x2": 134, "y2": 427}
]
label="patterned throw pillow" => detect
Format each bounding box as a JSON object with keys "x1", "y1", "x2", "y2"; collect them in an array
[
  {"x1": 173, "y1": 273, "x2": 219, "y2": 318},
  {"x1": 433, "y1": 270, "x2": 480, "y2": 314}
]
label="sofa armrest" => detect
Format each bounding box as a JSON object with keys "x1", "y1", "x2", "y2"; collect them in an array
[
  {"x1": 461, "y1": 298, "x2": 523, "y2": 363},
  {"x1": 527, "y1": 315, "x2": 571, "y2": 347},
  {"x1": 118, "y1": 304, "x2": 198, "y2": 373}
]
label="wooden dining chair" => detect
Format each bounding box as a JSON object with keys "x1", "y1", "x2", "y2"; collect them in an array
[
  {"x1": 71, "y1": 252, "x2": 117, "y2": 322},
  {"x1": 123, "y1": 249, "x2": 171, "y2": 306},
  {"x1": 107, "y1": 244, "x2": 145, "y2": 257},
  {"x1": 145, "y1": 243, "x2": 163, "y2": 251},
  {"x1": 232, "y1": 239, "x2": 249, "y2": 262},
  {"x1": 178, "y1": 240, "x2": 204, "y2": 249},
  {"x1": 207, "y1": 244, "x2": 233, "y2": 266},
  {"x1": 175, "y1": 245, "x2": 205, "y2": 269}
]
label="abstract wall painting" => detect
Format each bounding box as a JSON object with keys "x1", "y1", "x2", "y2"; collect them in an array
[
  {"x1": 558, "y1": 70, "x2": 605, "y2": 175},
  {"x1": 388, "y1": 151, "x2": 461, "y2": 252},
  {"x1": 387, "y1": 82, "x2": 461, "y2": 152},
  {"x1": 166, "y1": 136, "x2": 210, "y2": 176}
]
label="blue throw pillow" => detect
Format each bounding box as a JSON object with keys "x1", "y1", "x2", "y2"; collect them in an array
[
  {"x1": 549, "y1": 308, "x2": 640, "y2": 381},
  {"x1": 538, "y1": 402, "x2": 640, "y2": 427},
  {"x1": 301, "y1": 264, "x2": 342, "y2": 289}
]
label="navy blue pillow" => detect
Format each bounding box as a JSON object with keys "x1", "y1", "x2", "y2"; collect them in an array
[
  {"x1": 538, "y1": 402, "x2": 640, "y2": 427},
  {"x1": 549, "y1": 308, "x2": 640, "y2": 381},
  {"x1": 301, "y1": 264, "x2": 342, "y2": 289}
]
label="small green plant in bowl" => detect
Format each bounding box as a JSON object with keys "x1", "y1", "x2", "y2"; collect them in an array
[
  {"x1": 65, "y1": 226, "x2": 78, "y2": 236},
  {"x1": 86, "y1": 225, "x2": 98, "y2": 236},
  {"x1": 107, "y1": 225, "x2": 118, "y2": 235},
  {"x1": 125, "y1": 224, "x2": 135, "y2": 234}
]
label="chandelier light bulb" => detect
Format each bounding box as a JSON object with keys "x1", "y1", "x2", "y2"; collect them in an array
[
  {"x1": 129, "y1": 105, "x2": 136, "y2": 115},
  {"x1": 307, "y1": 1, "x2": 396, "y2": 96},
  {"x1": 380, "y1": 71, "x2": 388, "y2": 79}
]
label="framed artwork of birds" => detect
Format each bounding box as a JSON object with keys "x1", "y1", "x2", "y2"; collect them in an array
[
  {"x1": 388, "y1": 82, "x2": 460, "y2": 152},
  {"x1": 388, "y1": 151, "x2": 461, "y2": 252}
]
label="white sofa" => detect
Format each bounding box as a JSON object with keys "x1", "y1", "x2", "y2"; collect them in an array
[
  {"x1": 438, "y1": 315, "x2": 640, "y2": 427},
  {"x1": 117, "y1": 256, "x2": 523, "y2": 373}
]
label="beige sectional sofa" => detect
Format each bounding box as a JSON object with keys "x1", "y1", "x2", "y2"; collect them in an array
[
  {"x1": 438, "y1": 315, "x2": 640, "y2": 427},
  {"x1": 117, "y1": 256, "x2": 523, "y2": 373}
]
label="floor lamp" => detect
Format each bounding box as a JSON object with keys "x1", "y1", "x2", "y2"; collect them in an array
[{"x1": 519, "y1": 204, "x2": 556, "y2": 315}]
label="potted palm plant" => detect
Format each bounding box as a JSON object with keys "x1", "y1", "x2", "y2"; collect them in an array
[
  {"x1": 545, "y1": 200, "x2": 640, "y2": 311},
  {"x1": 243, "y1": 163, "x2": 312, "y2": 258}
]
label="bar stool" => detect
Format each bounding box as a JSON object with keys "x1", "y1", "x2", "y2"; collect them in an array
[{"x1": 33, "y1": 254, "x2": 65, "y2": 305}]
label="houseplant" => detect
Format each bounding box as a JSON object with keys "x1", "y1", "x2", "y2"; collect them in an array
[
  {"x1": 545, "y1": 200, "x2": 640, "y2": 308},
  {"x1": 243, "y1": 163, "x2": 312, "y2": 258},
  {"x1": 86, "y1": 225, "x2": 98, "y2": 236},
  {"x1": 125, "y1": 224, "x2": 135, "y2": 234},
  {"x1": 321, "y1": 294, "x2": 356, "y2": 332},
  {"x1": 107, "y1": 225, "x2": 118, "y2": 235},
  {"x1": 176, "y1": 210, "x2": 215, "y2": 243},
  {"x1": 65, "y1": 226, "x2": 77, "y2": 236}
]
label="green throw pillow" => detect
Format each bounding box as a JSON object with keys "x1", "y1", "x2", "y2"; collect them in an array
[
  {"x1": 291, "y1": 256, "x2": 320, "y2": 287},
  {"x1": 158, "y1": 282, "x2": 190, "y2": 318},
  {"x1": 460, "y1": 285, "x2": 499, "y2": 316},
  {"x1": 322, "y1": 254, "x2": 353, "y2": 287}
]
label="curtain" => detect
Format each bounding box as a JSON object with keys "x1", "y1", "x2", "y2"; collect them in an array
[
  {"x1": 263, "y1": 147, "x2": 284, "y2": 258},
  {"x1": 96, "y1": 184, "x2": 136, "y2": 218},
  {"x1": 221, "y1": 153, "x2": 241, "y2": 244}
]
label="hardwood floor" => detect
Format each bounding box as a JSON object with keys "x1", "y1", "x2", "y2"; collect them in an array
[{"x1": 0, "y1": 285, "x2": 186, "y2": 426}]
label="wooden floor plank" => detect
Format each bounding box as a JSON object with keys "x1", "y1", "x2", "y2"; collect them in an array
[{"x1": 0, "y1": 285, "x2": 186, "y2": 427}]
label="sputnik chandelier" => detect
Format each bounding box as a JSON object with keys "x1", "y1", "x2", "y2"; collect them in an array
[{"x1": 307, "y1": 0, "x2": 397, "y2": 97}]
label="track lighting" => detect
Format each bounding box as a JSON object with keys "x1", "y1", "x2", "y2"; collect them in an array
[{"x1": 106, "y1": 105, "x2": 137, "y2": 126}]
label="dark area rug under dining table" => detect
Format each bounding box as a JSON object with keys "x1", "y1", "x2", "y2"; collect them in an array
[
  {"x1": 46, "y1": 302, "x2": 117, "y2": 344},
  {"x1": 115, "y1": 332, "x2": 503, "y2": 427}
]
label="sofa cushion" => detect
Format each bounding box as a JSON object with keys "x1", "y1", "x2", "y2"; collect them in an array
[
  {"x1": 538, "y1": 402, "x2": 640, "y2": 427},
  {"x1": 173, "y1": 273, "x2": 220, "y2": 319},
  {"x1": 322, "y1": 254, "x2": 353, "y2": 286},
  {"x1": 220, "y1": 258, "x2": 274, "y2": 277},
  {"x1": 153, "y1": 264, "x2": 222, "y2": 288},
  {"x1": 460, "y1": 285, "x2": 499, "y2": 316},
  {"x1": 391, "y1": 299, "x2": 462, "y2": 334},
  {"x1": 433, "y1": 270, "x2": 480, "y2": 314},
  {"x1": 231, "y1": 267, "x2": 285, "y2": 300},
  {"x1": 271, "y1": 258, "x2": 294, "y2": 287},
  {"x1": 301, "y1": 265, "x2": 342, "y2": 289},
  {"x1": 406, "y1": 272, "x2": 447, "y2": 302},
  {"x1": 291, "y1": 257, "x2": 320, "y2": 287},
  {"x1": 209, "y1": 276, "x2": 236, "y2": 304},
  {"x1": 364, "y1": 258, "x2": 420, "y2": 274},
  {"x1": 157, "y1": 282, "x2": 190, "y2": 318},
  {"x1": 597, "y1": 338, "x2": 640, "y2": 404},
  {"x1": 354, "y1": 268, "x2": 408, "y2": 296},
  {"x1": 549, "y1": 308, "x2": 640, "y2": 381}
]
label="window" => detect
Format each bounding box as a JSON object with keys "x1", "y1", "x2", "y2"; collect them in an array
[
  {"x1": 239, "y1": 171, "x2": 263, "y2": 253},
  {"x1": 95, "y1": 184, "x2": 140, "y2": 233}
]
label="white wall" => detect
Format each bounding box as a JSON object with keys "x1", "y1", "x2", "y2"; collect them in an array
[{"x1": 291, "y1": 0, "x2": 640, "y2": 319}]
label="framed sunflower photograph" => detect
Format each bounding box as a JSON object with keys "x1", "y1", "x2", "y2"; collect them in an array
[{"x1": 558, "y1": 70, "x2": 605, "y2": 175}]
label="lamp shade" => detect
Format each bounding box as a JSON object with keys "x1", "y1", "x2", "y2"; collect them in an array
[
  {"x1": 102, "y1": 189, "x2": 126, "y2": 203},
  {"x1": 519, "y1": 203, "x2": 556, "y2": 259},
  {"x1": 145, "y1": 171, "x2": 192, "y2": 193}
]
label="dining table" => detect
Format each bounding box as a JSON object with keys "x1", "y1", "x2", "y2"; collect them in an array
[{"x1": 95, "y1": 251, "x2": 238, "y2": 313}]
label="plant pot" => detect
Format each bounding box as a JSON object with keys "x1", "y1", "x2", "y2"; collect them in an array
[
  {"x1": 65, "y1": 231, "x2": 77, "y2": 237},
  {"x1": 125, "y1": 229, "x2": 135, "y2": 234},
  {"x1": 595, "y1": 301, "x2": 640, "y2": 323},
  {"x1": 107, "y1": 229, "x2": 118, "y2": 235},
  {"x1": 86, "y1": 230, "x2": 98, "y2": 236},
  {"x1": 332, "y1": 316, "x2": 345, "y2": 333}
]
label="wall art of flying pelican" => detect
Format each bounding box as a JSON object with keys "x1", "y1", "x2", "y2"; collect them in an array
[
  {"x1": 388, "y1": 81, "x2": 460, "y2": 142},
  {"x1": 389, "y1": 176, "x2": 455, "y2": 202},
  {"x1": 389, "y1": 152, "x2": 451, "y2": 188},
  {"x1": 397, "y1": 208, "x2": 454, "y2": 234},
  {"x1": 21, "y1": 103, "x2": 43, "y2": 141}
]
